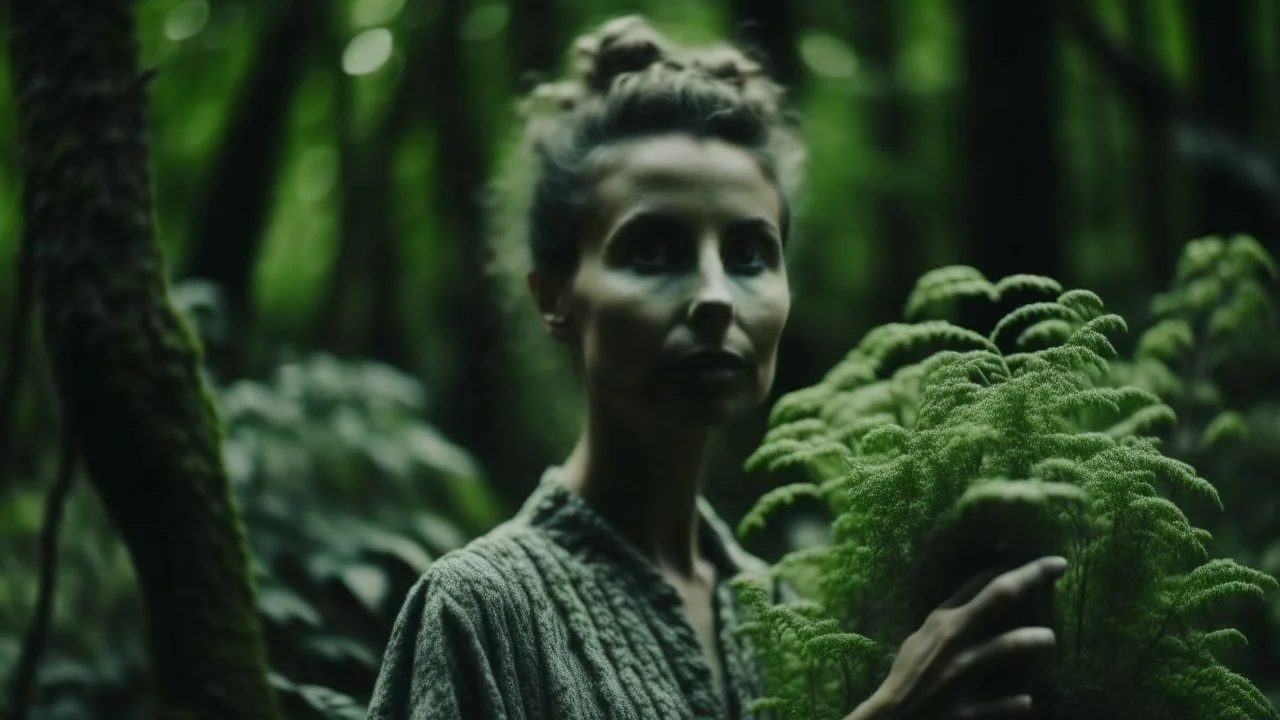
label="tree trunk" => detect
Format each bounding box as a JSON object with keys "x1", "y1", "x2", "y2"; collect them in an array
[
  {"x1": 850, "y1": 0, "x2": 921, "y2": 323},
  {"x1": 1124, "y1": 0, "x2": 1176, "y2": 289},
  {"x1": 433, "y1": 0, "x2": 529, "y2": 504},
  {"x1": 313, "y1": 14, "x2": 417, "y2": 368},
  {"x1": 182, "y1": 0, "x2": 324, "y2": 376},
  {"x1": 7, "y1": 2, "x2": 279, "y2": 718},
  {"x1": 1188, "y1": 0, "x2": 1267, "y2": 239},
  {"x1": 1056, "y1": 0, "x2": 1280, "y2": 258},
  {"x1": 509, "y1": 0, "x2": 561, "y2": 90},
  {"x1": 956, "y1": 0, "x2": 1062, "y2": 330}
]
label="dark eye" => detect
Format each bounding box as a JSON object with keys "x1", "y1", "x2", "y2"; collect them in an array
[
  {"x1": 627, "y1": 235, "x2": 673, "y2": 270},
  {"x1": 724, "y1": 235, "x2": 770, "y2": 273},
  {"x1": 613, "y1": 215, "x2": 688, "y2": 272}
]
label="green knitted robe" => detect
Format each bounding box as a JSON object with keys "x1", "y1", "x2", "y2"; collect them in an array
[{"x1": 366, "y1": 468, "x2": 783, "y2": 719}]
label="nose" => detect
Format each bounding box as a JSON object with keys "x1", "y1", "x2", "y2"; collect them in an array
[{"x1": 687, "y1": 245, "x2": 734, "y2": 336}]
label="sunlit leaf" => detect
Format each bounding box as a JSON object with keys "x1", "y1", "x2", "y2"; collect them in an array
[{"x1": 343, "y1": 28, "x2": 394, "y2": 76}]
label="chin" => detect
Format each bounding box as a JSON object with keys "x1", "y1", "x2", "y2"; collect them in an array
[
  {"x1": 664, "y1": 391, "x2": 762, "y2": 429},
  {"x1": 600, "y1": 374, "x2": 767, "y2": 431}
]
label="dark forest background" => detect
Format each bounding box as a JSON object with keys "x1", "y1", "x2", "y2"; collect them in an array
[{"x1": 1, "y1": 0, "x2": 1278, "y2": 717}]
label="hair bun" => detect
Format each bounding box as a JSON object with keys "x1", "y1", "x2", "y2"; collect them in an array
[
  {"x1": 691, "y1": 44, "x2": 762, "y2": 89},
  {"x1": 576, "y1": 15, "x2": 668, "y2": 93}
]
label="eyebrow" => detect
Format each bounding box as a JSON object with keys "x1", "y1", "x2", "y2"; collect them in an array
[
  {"x1": 724, "y1": 217, "x2": 782, "y2": 240},
  {"x1": 608, "y1": 212, "x2": 782, "y2": 243},
  {"x1": 605, "y1": 211, "x2": 686, "y2": 246}
]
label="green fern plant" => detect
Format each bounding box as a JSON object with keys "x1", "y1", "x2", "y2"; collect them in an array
[
  {"x1": 1111, "y1": 235, "x2": 1277, "y2": 462},
  {"x1": 734, "y1": 238, "x2": 1279, "y2": 720}
]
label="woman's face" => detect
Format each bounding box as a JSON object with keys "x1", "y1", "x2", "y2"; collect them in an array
[{"x1": 534, "y1": 133, "x2": 791, "y2": 429}]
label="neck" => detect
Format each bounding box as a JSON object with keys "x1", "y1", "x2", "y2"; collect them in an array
[{"x1": 561, "y1": 404, "x2": 715, "y2": 579}]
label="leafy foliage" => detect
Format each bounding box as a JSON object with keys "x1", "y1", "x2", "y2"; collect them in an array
[
  {"x1": 735, "y1": 237, "x2": 1280, "y2": 720},
  {"x1": 0, "y1": 282, "x2": 502, "y2": 719},
  {"x1": 1108, "y1": 236, "x2": 1280, "y2": 708},
  {"x1": 223, "y1": 351, "x2": 503, "y2": 707},
  {"x1": 1110, "y1": 235, "x2": 1278, "y2": 460}
]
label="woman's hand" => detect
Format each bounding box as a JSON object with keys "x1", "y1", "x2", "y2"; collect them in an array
[{"x1": 847, "y1": 556, "x2": 1068, "y2": 720}]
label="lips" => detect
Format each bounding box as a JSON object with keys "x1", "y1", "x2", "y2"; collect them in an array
[{"x1": 668, "y1": 350, "x2": 747, "y2": 381}]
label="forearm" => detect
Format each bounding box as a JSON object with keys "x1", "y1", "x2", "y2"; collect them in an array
[{"x1": 845, "y1": 691, "x2": 895, "y2": 720}]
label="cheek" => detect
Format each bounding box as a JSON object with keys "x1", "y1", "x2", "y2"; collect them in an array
[
  {"x1": 578, "y1": 290, "x2": 671, "y2": 382},
  {"x1": 745, "y1": 286, "x2": 791, "y2": 357}
]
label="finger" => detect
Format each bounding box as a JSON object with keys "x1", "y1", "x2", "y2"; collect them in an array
[
  {"x1": 939, "y1": 567, "x2": 1003, "y2": 610},
  {"x1": 952, "y1": 694, "x2": 1033, "y2": 718},
  {"x1": 959, "y1": 557, "x2": 1067, "y2": 625},
  {"x1": 938, "y1": 627, "x2": 1057, "y2": 694},
  {"x1": 959, "y1": 626, "x2": 1056, "y2": 668}
]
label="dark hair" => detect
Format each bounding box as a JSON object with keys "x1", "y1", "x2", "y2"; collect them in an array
[{"x1": 516, "y1": 16, "x2": 805, "y2": 280}]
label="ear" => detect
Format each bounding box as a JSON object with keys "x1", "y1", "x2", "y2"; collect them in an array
[{"x1": 527, "y1": 270, "x2": 572, "y2": 341}]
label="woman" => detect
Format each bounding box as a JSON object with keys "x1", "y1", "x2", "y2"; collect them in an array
[{"x1": 368, "y1": 16, "x2": 1065, "y2": 720}]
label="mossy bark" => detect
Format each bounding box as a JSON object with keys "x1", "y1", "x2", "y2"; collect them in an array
[{"x1": 7, "y1": 2, "x2": 280, "y2": 718}]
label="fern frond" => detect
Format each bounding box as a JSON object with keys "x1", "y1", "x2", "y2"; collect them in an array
[
  {"x1": 1037, "y1": 343, "x2": 1111, "y2": 375},
  {"x1": 1226, "y1": 233, "x2": 1278, "y2": 278},
  {"x1": 802, "y1": 632, "x2": 882, "y2": 664},
  {"x1": 1136, "y1": 319, "x2": 1195, "y2": 361},
  {"x1": 1199, "y1": 411, "x2": 1248, "y2": 450},
  {"x1": 1181, "y1": 582, "x2": 1272, "y2": 614},
  {"x1": 1016, "y1": 318, "x2": 1076, "y2": 349},
  {"x1": 1174, "y1": 236, "x2": 1228, "y2": 284},
  {"x1": 904, "y1": 266, "x2": 994, "y2": 320},
  {"x1": 741, "y1": 252, "x2": 1278, "y2": 720},
  {"x1": 744, "y1": 697, "x2": 790, "y2": 715},
  {"x1": 859, "y1": 424, "x2": 911, "y2": 456},
  {"x1": 745, "y1": 438, "x2": 852, "y2": 476},
  {"x1": 773, "y1": 545, "x2": 834, "y2": 581},
  {"x1": 1209, "y1": 282, "x2": 1273, "y2": 337},
  {"x1": 1069, "y1": 328, "x2": 1119, "y2": 359},
  {"x1": 837, "y1": 413, "x2": 899, "y2": 448},
  {"x1": 988, "y1": 301, "x2": 1082, "y2": 345},
  {"x1": 994, "y1": 273, "x2": 1064, "y2": 298},
  {"x1": 1160, "y1": 464, "x2": 1222, "y2": 510},
  {"x1": 1057, "y1": 289, "x2": 1106, "y2": 320},
  {"x1": 769, "y1": 386, "x2": 836, "y2": 426},
  {"x1": 1181, "y1": 559, "x2": 1279, "y2": 598},
  {"x1": 859, "y1": 321, "x2": 998, "y2": 361},
  {"x1": 1052, "y1": 388, "x2": 1124, "y2": 416},
  {"x1": 1195, "y1": 628, "x2": 1249, "y2": 652},
  {"x1": 955, "y1": 479, "x2": 1087, "y2": 510},
  {"x1": 1106, "y1": 403, "x2": 1178, "y2": 438},
  {"x1": 738, "y1": 482, "x2": 827, "y2": 537},
  {"x1": 1030, "y1": 457, "x2": 1090, "y2": 486},
  {"x1": 823, "y1": 351, "x2": 881, "y2": 391},
  {"x1": 763, "y1": 418, "x2": 833, "y2": 444}
]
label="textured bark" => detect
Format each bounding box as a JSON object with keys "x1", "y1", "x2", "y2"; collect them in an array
[
  {"x1": 1057, "y1": 0, "x2": 1280, "y2": 248},
  {"x1": 1188, "y1": 0, "x2": 1268, "y2": 239},
  {"x1": 508, "y1": 0, "x2": 561, "y2": 90},
  {"x1": 850, "y1": 0, "x2": 921, "y2": 323},
  {"x1": 7, "y1": 2, "x2": 279, "y2": 718},
  {"x1": 182, "y1": 0, "x2": 324, "y2": 375},
  {"x1": 434, "y1": 0, "x2": 524, "y2": 501},
  {"x1": 1123, "y1": 0, "x2": 1176, "y2": 288},
  {"x1": 957, "y1": 0, "x2": 1062, "y2": 283},
  {"x1": 956, "y1": 0, "x2": 1062, "y2": 335},
  {"x1": 313, "y1": 14, "x2": 417, "y2": 366}
]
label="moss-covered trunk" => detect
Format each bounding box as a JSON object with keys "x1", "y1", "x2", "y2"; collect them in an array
[{"x1": 7, "y1": 2, "x2": 280, "y2": 718}]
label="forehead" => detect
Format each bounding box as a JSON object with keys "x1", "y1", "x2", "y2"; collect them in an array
[{"x1": 586, "y1": 135, "x2": 781, "y2": 228}]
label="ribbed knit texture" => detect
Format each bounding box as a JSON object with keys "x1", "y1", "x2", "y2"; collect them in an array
[{"x1": 366, "y1": 467, "x2": 782, "y2": 719}]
